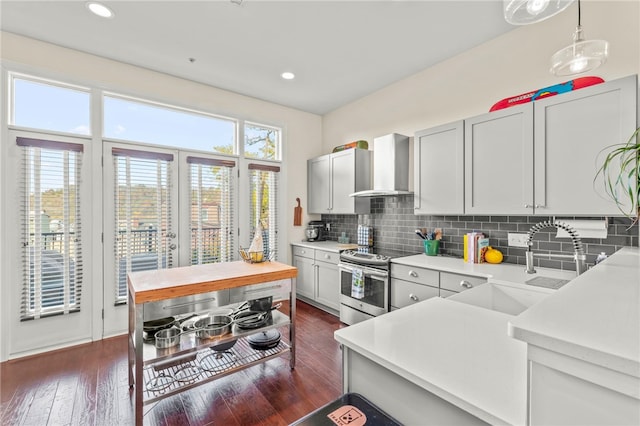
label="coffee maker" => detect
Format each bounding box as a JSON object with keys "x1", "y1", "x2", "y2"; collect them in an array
[{"x1": 305, "y1": 220, "x2": 327, "y2": 241}]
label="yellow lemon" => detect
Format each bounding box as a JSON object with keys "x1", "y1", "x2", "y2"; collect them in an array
[{"x1": 485, "y1": 247, "x2": 503, "y2": 264}]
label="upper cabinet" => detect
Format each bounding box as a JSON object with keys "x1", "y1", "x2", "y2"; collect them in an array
[
  {"x1": 414, "y1": 121, "x2": 465, "y2": 215},
  {"x1": 307, "y1": 149, "x2": 371, "y2": 214},
  {"x1": 462, "y1": 75, "x2": 637, "y2": 216},
  {"x1": 533, "y1": 76, "x2": 637, "y2": 215},
  {"x1": 464, "y1": 104, "x2": 534, "y2": 215}
]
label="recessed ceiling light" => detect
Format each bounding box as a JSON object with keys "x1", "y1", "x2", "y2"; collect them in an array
[
  {"x1": 86, "y1": 2, "x2": 114, "y2": 19},
  {"x1": 281, "y1": 72, "x2": 295, "y2": 80}
]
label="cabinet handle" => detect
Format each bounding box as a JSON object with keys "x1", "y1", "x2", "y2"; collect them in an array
[
  {"x1": 324, "y1": 254, "x2": 330, "y2": 259},
  {"x1": 409, "y1": 293, "x2": 419, "y2": 302},
  {"x1": 460, "y1": 280, "x2": 473, "y2": 289},
  {"x1": 535, "y1": 204, "x2": 545, "y2": 209},
  {"x1": 408, "y1": 270, "x2": 418, "y2": 278},
  {"x1": 243, "y1": 284, "x2": 283, "y2": 294},
  {"x1": 524, "y1": 204, "x2": 532, "y2": 208}
]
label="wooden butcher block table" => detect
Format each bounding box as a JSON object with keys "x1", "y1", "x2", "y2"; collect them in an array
[{"x1": 127, "y1": 261, "x2": 297, "y2": 425}]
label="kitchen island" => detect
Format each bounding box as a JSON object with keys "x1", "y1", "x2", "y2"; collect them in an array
[
  {"x1": 127, "y1": 260, "x2": 297, "y2": 425},
  {"x1": 335, "y1": 248, "x2": 640, "y2": 425}
]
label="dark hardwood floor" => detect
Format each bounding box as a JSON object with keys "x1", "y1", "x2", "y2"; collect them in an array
[{"x1": 1, "y1": 301, "x2": 346, "y2": 426}]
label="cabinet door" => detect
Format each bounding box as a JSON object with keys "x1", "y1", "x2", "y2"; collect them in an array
[
  {"x1": 330, "y1": 149, "x2": 370, "y2": 214},
  {"x1": 292, "y1": 255, "x2": 315, "y2": 299},
  {"x1": 465, "y1": 104, "x2": 534, "y2": 215},
  {"x1": 307, "y1": 155, "x2": 331, "y2": 214},
  {"x1": 414, "y1": 121, "x2": 464, "y2": 215},
  {"x1": 534, "y1": 76, "x2": 637, "y2": 215},
  {"x1": 315, "y1": 260, "x2": 340, "y2": 310}
]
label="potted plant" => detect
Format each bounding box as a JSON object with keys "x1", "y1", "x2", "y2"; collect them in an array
[{"x1": 595, "y1": 126, "x2": 640, "y2": 225}]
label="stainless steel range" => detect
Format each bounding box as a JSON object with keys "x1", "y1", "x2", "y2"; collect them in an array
[{"x1": 338, "y1": 248, "x2": 410, "y2": 325}]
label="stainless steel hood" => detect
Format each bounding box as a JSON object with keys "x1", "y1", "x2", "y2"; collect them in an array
[{"x1": 350, "y1": 133, "x2": 411, "y2": 197}]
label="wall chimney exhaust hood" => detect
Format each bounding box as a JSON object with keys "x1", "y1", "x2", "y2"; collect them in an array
[{"x1": 350, "y1": 133, "x2": 411, "y2": 197}]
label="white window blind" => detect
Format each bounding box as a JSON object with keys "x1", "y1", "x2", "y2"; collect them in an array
[
  {"x1": 249, "y1": 163, "x2": 280, "y2": 260},
  {"x1": 188, "y1": 157, "x2": 236, "y2": 265},
  {"x1": 18, "y1": 137, "x2": 84, "y2": 320},
  {"x1": 113, "y1": 148, "x2": 174, "y2": 304}
]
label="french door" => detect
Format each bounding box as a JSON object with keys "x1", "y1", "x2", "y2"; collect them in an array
[
  {"x1": 102, "y1": 142, "x2": 237, "y2": 335},
  {"x1": 4, "y1": 130, "x2": 94, "y2": 356}
]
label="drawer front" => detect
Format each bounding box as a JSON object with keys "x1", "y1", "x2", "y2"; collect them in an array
[
  {"x1": 292, "y1": 246, "x2": 314, "y2": 259},
  {"x1": 391, "y1": 264, "x2": 439, "y2": 286},
  {"x1": 314, "y1": 249, "x2": 339, "y2": 264},
  {"x1": 391, "y1": 278, "x2": 439, "y2": 309},
  {"x1": 229, "y1": 279, "x2": 292, "y2": 303},
  {"x1": 143, "y1": 289, "x2": 230, "y2": 321},
  {"x1": 440, "y1": 272, "x2": 486, "y2": 293}
]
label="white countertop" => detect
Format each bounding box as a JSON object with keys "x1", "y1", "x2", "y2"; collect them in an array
[
  {"x1": 290, "y1": 240, "x2": 359, "y2": 252},
  {"x1": 335, "y1": 247, "x2": 640, "y2": 423},
  {"x1": 509, "y1": 247, "x2": 640, "y2": 380},
  {"x1": 334, "y1": 297, "x2": 527, "y2": 425},
  {"x1": 392, "y1": 254, "x2": 575, "y2": 287}
]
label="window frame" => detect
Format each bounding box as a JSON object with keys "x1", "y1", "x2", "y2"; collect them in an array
[
  {"x1": 8, "y1": 72, "x2": 93, "y2": 137},
  {"x1": 102, "y1": 92, "x2": 239, "y2": 154}
]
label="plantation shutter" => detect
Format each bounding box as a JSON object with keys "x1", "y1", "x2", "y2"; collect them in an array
[
  {"x1": 112, "y1": 148, "x2": 174, "y2": 304},
  {"x1": 187, "y1": 156, "x2": 236, "y2": 265},
  {"x1": 248, "y1": 163, "x2": 280, "y2": 260},
  {"x1": 18, "y1": 137, "x2": 84, "y2": 320}
]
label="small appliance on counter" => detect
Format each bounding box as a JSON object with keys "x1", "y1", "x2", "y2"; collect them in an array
[{"x1": 305, "y1": 220, "x2": 327, "y2": 242}]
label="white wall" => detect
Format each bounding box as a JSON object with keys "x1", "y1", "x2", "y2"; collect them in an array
[
  {"x1": 322, "y1": 1, "x2": 640, "y2": 152},
  {"x1": 0, "y1": 31, "x2": 323, "y2": 259}
]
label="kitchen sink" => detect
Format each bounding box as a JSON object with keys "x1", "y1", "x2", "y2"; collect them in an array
[{"x1": 448, "y1": 283, "x2": 551, "y2": 316}]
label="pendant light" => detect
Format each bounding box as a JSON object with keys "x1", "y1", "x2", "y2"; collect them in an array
[
  {"x1": 550, "y1": 0, "x2": 608, "y2": 76},
  {"x1": 504, "y1": 0, "x2": 574, "y2": 25}
]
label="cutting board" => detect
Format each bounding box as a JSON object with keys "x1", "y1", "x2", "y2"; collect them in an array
[{"x1": 294, "y1": 198, "x2": 302, "y2": 226}]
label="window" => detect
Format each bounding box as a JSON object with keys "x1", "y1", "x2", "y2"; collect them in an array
[
  {"x1": 112, "y1": 148, "x2": 174, "y2": 304},
  {"x1": 249, "y1": 163, "x2": 280, "y2": 259},
  {"x1": 11, "y1": 75, "x2": 91, "y2": 135},
  {"x1": 188, "y1": 156, "x2": 236, "y2": 265},
  {"x1": 103, "y1": 94, "x2": 237, "y2": 153},
  {"x1": 244, "y1": 122, "x2": 280, "y2": 160},
  {"x1": 18, "y1": 137, "x2": 84, "y2": 319}
]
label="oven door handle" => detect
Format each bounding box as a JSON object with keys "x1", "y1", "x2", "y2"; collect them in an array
[{"x1": 339, "y1": 263, "x2": 388, "y2": 280}]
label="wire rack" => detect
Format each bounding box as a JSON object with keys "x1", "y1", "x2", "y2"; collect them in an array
[{"x1": 142, "y1": 337, "x2": 290, "y2": 403}]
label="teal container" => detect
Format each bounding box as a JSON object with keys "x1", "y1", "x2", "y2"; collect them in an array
[{"x1": 424, "y1": 240, "x2": 439, "y2": 256}]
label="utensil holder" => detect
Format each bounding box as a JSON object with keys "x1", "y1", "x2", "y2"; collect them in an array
[{"x1": 424, "y1": 240, "x2": 439, "y2": 256}]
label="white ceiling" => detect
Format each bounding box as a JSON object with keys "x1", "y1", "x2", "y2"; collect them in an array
[{"x1": 0, "y1": 0, "x2": 515, "y2": 115}]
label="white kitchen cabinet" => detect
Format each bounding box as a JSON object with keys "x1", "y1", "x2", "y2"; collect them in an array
[
  {"x1": 533, "y1": 75, "x2": 637, "y2": 215},
  {"x1": 315, "y1": 259, "x2": 340, "y2": 310},
  {"x1": 307, "y1": 155, "x2": 330, "y2": 215},
  {"x1": 465, "y1": 103, "x2": 534, "y2": 215},
  {"x1": 291, "y1": 245, "x2": 340, "y2": 313},
  {"x1": 465, "y1": 75, "x2": 637, "y2": 216},
  {"x1": 414, "y1": 120, "x2": 464, "y2": 215},
  {"x1": 390, "y1": 263, "x2": 439, "y2": 309},
  {"x1": 391, "y1": 263, "x2": 485, "y2": 308},
  {"x1": 529, "y1": 360, "x2": 639, "y2": 426},
  {"x1": 292, "y1": 249, "x2": 315, "y2": 300},
  {"x1": 307, "y1": 149, "x2": 371, "y2": 214},
  {"x1": 439, "y1": 272, "x2": 487, "y2": 297}
]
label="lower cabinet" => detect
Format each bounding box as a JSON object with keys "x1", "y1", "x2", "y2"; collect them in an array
[
  {"x1": 390, "y1": 263, "x2": 486, "y2": 309},
  {"x1": 292, "y1": 245, "x2": 340, "y2": 313},
  {"x1": 390, "y1": 264, "x2": 439, "y2": 309}
]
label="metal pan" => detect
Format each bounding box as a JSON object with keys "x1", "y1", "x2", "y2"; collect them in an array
[
  {"x1": 154, "y1": 326, "x2": 183, "y2": 349},
  {"x1": 194, "y1": 311, "x2": 268, "y2": 338}
]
